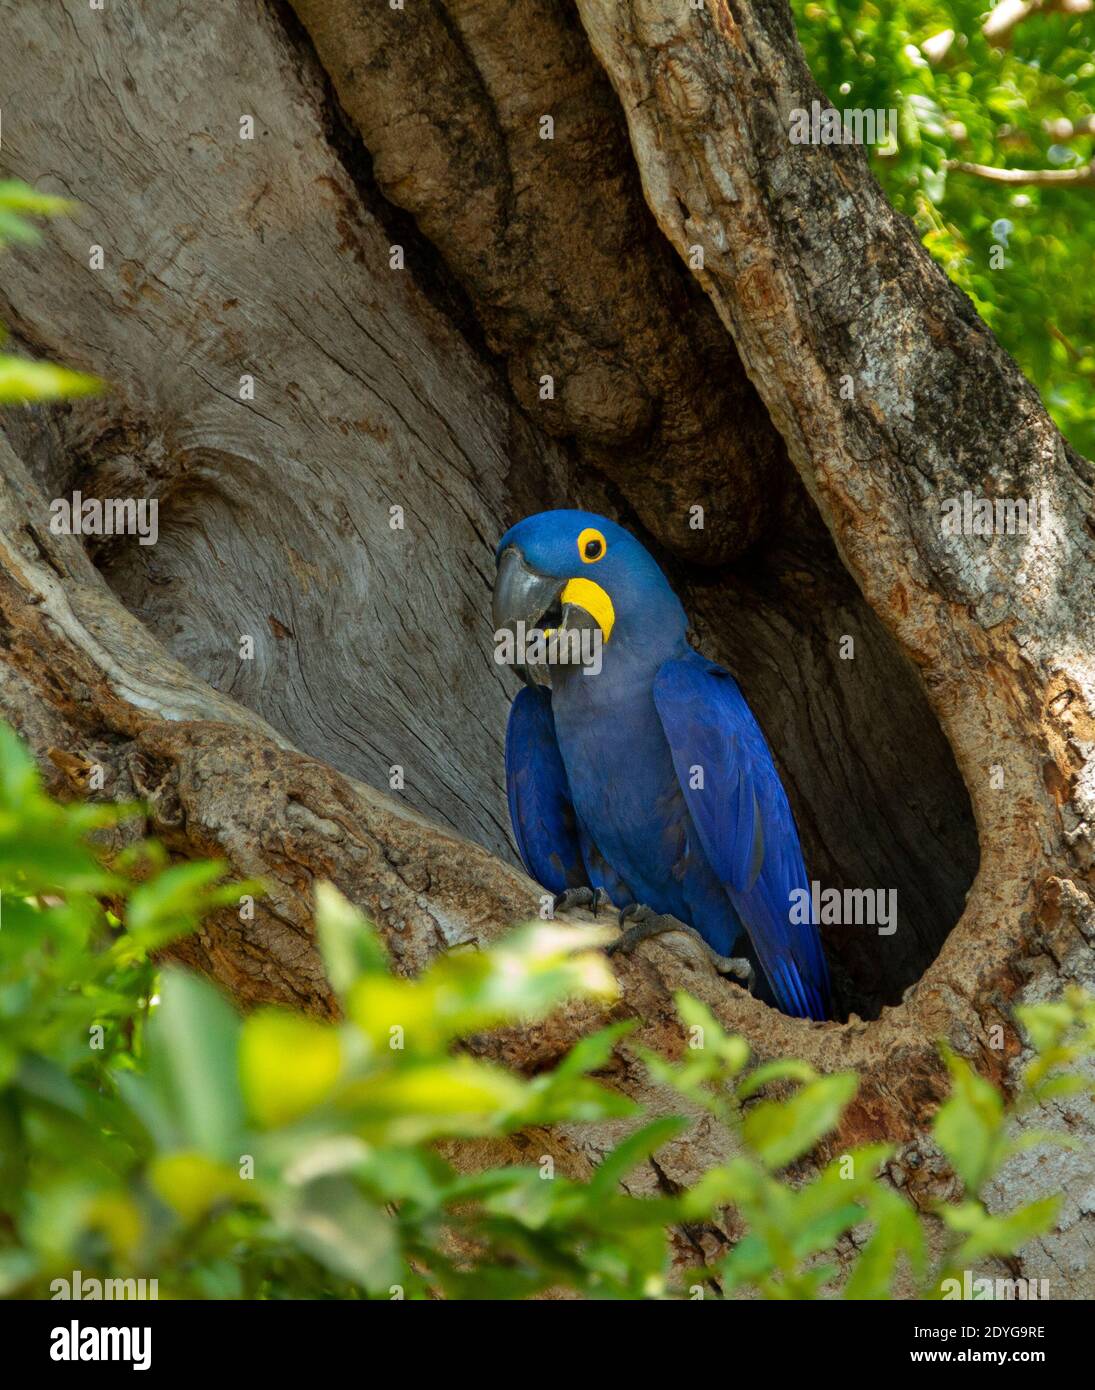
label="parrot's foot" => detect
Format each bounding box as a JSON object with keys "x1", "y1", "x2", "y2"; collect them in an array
[
  {"x1": 608, "y1": 905, "x2": 756, "y2": 991},
  {"x1": 552, "y1": 885, "x2": 613, "y2": 917}
]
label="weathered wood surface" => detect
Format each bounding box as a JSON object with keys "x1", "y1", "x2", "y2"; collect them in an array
[
  {"x1": 0, "y1": 0, "x2": 575, "y2": 866},
  {"x1": 0, "y1": 435, "x2": 545, "y2": 1011},
  {"x1": 288, "y1": 0, "x2": 786, "y2": 566}
]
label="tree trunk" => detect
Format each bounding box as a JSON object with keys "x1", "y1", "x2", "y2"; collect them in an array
[{"x1": 1, "y1": 0, "x2": 1091, "y2": 1294}]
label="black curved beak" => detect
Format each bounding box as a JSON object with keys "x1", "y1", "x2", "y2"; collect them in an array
[{"x1": 492, "y1": 545, "x2": 565, "y2": 688}]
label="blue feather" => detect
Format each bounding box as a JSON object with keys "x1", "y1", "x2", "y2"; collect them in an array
[
  {"x1": 505, "y1": 686, "x2": 586, "y2": 895},
  {"x1": 653, "y1": 654, "x2": 831, "y2": 1019}
]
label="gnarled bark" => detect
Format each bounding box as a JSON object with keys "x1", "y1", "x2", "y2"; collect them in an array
[{"x1": 286, "y1": 0, "x2": 785, "y2": 565}]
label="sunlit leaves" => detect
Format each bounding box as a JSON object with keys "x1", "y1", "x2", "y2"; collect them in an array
[
  {"x1": 743, "y1": 1074, "x2": 859, "y2": 1170},
  {"x1": 314, "y1": 879, "x2": 388, "y2": 994},
  {"x1": 586, "y1": 1118, "x2": 687, "y2": 1199},
  {"x1": 337, "y1": 890, "x2": 619, "y2": 1055},
  {"x1": 0, "y1": 356, "x2": 102, "y2": 405},
  {"x1": 240, "y1": 1010, "x2": 343, "y2": 1129},
  {"x1": 117, "y1": 861, "x2": 263, "y2": 963},
  {"x1": 675, "y1": 991, "x2": 750, "y2": 1074},
  {"x1": 149, "y1": 1152, "x2": 245, "y2": 1224},
  {"x1": 934, "y1": 1044, "x2": 1005, "y2": 1192},
  {"x1": 736, "y1": 1057, "x2": 818, "y2": 1100},
  {"x1": 792, "y1": 0, "x2": 1095, "y2": 456},
  {"x1": 0, "y1": 179, "x2": 74, "y2": 242},
  {"x1": 341, "y1": 1057, "x2": 530, "y2": 1144},
  {"x1": 1016, "y1": 988, "x2": 1095, "y2": 1102},
  {"x1": 938, "y1": 1194, "x2": 1060, "y2": 1265},
  {"x1": 0, "y1": 722, "x2": 661, "y2": 1301}
]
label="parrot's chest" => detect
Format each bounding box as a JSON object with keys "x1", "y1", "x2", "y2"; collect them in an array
[{"x1": 549, "y1": 673, "x2": 690, "y2": 906}]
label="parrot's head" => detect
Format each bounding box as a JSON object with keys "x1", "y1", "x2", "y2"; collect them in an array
[{"x1": 492, "y1": 510, "x2": 688, "y2": 686}]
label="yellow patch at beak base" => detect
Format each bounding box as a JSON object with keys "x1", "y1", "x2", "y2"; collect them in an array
[{"x1": 561, "y1": 577, "x2": 615, "y2": 641}]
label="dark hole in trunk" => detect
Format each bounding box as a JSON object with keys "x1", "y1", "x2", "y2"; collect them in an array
[{"x1": 673, "y1": 475, "x2": 980, "y2": 1022}]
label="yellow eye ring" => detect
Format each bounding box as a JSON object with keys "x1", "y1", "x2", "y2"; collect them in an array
[{"x1": 578, "y1": 527, "x2": 606, "y2": 563}]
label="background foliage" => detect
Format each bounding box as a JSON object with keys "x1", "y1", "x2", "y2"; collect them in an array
[{"x1": 793, "y1": 0, "x2": 1095, "y2": 457}]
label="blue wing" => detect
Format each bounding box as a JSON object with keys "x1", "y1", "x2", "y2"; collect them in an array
[
  {"x1": 504, "y1": 686, "x2": 587, "y2": 894},
  {"x1": 653, "y1": 653, "x2": 831, "y2": 1020}
]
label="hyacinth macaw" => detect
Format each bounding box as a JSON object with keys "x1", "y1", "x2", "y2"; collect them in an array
[{"x1": 491, "y1": 510, "x2": 831, "y2": 1021}]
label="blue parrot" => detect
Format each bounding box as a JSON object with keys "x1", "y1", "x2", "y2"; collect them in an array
[{"x1": 491, "y1": 510, "x2": 831, "y2": 1021}]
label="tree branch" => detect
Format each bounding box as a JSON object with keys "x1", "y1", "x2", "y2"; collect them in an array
[
  {"x1": 983, "y1": 0, "x2": 1092, "y2": 46},
  {"x1": 945, "y1": 158, "x2": 1095, "y2": 186}
]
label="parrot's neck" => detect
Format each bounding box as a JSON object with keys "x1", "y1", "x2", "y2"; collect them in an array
[{"x1": 552, "y1": 624, "x2": 688, "y2": 711}]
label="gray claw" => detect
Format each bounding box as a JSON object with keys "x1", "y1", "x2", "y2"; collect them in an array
[
  {"x1": 713, "y1": 956, "x2": 756, "y2": 992},
  {"x1": 552, "y1": 885, "x2": 612, "y2": 917},
  {"x1": 606, "y1": 904, "x2": 687, "y2": 955},
  {"x1": 609, "y1": 904, "x2": 757, "y2": 992}
]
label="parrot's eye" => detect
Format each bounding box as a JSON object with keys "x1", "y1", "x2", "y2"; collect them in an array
[{"x1": 578, "y1": 527, "x2": 606, "y2": 563}]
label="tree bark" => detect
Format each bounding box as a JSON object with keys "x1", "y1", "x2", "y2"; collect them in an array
[{"x1": 1, "y1": 0, "x2": 1092, "y2": 1293}]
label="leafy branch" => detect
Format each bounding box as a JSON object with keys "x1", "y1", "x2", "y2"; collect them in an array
[{"x1": 0, "y1": 180, "x2": 102, "y2": 405}]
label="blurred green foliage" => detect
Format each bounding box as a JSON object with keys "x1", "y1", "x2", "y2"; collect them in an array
[
  {"x1": 0, "y1": 180, "x2": 101, "y2": 404},
  {"x1": 0, "y1": 722, "x2": 1091, "y2": 1299},
  {"x1": 792, "y1": 0, "x2": 1095, "y2": 457}
]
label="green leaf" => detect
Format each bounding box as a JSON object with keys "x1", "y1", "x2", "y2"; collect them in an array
[
  {"x1": 743, "y1": 1073, "x2": 858, "y2": 1170},
  {"x1": 0, "y1": 1248, "x2": 37, "y2": 1296},
  {"x1": 791, "y1": 1201, "x2": 865, "y2": 1259},
  {"x1": 0, "y1": 723, "x2": 40, "y2": 808},
  {"x1": 240, "y1": 1009, "x2": 342, "y2": 1128},
  {"x1": 15, "y1": 1054, "x2": 92, "y2": 1120},
  {"x1": 112, "y1": 1070, "x2": 181, "y2": 1151},
  {"x1": 0, "y1": 209, "x2": 42, "y2": 245},
  {"x1": 1015, "y1": 1001, "x2": 1074, "y2": 1051},
  {"x1": 721, "y1": 1231, "x2": 774, "y2": 1289},
  {"x1": 587, "y1": 1116, "x2": 687, "y2": 1197},
  {"x1": 943, "y1": 1195, "x2": 1060, "y2": 1263},
  {"x1": 552, "y1": 1020, "x2": 636, "y2": 1079},
  {"x1": 278, "y1": 1176, "x2": 400, "y2": 1293},
  {"x1": 737, "y1": 1058, "x2": 818, "y2": 1100},
  {"x1": 0, "y1": 180, "x2": 75, "y2": 217},
  {"x1": 149, "y1": 1151, "x2": 243, "y2": 1223},
  {"x1": 678, "y1": 1156, "x2": 766, "y2": 1219},
  {"x1": 145, "y1": 968, "x2": 243, "y2": 1160},
  {"x1": 127, "y1": 860, "x2": 229, "y2": 929},
  {"x1": 314, "y1": 880, "x2": 388, "y2": 993},
  {"x1": 845, "y1": 1184, "x2": 925, "y2": 1299},
  {"x1": 674, "y1": 992, "x2": 750, "y2": 1073},
  {"x1": 0, "y1": 356, "x2": 102, "y2": 403},
  {"x1": 933, "y1": 1046, "x2": 1005, "y2": 1191},
  {"x1": 341, "y1": 1057, "x2": 530, "y2": 1143},
  {"x1": 353, "y1": 1145, "x2": 445, "y2": 1205},
  {"x1": 347, "y1": 918, "x2": 618, "y2": 1053}
]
